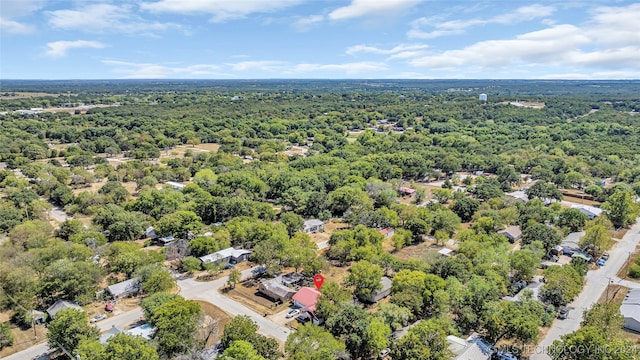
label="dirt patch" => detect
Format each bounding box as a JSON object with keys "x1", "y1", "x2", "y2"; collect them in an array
[
  {"x1": 222, "y1": 282, "x2": 290, "y2": 316},
  {"x1": 84, "y1": 297, "x2": 141, "y2": 319},
  {"x1": 194, "y1": 143, "x2": 221, "y2": 152},
  {"x1": 598, "y1": 284, "x2": 629, "y2": 304},
  {"x1": 393, "y1": 239, "x2": 441, "y2": 262},
  {"x1": 0, "y1": 323, "x2": 48, "y2": 358},
  {"x1": 195, "y1": 300, "x2": 232, "y2": 347},
  {"x1": 309, "y1": 220, "x2": 350, "y2": 246}
]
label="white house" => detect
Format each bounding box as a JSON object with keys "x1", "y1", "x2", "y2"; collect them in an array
[
  {"x1": 199, "y1": 247, "x2": 251, "y2": 265},
  {"x1": 571, "y1": 204, "x2": 602, "y2": 220},
  {"x1": 621, "y1": 288, "x2": 640, "y2": 333},
  {"x1": 166, "y1": 181, "x2": 186, "y2": 190},
  {"x1": 303, "y1": 219, "x2": 324, "y2": 234}
]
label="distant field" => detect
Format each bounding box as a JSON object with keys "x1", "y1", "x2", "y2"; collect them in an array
[{"x1": 0, "y1": 91, "x2": 63, "y2": 99}]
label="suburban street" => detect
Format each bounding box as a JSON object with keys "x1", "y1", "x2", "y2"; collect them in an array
[
  {"x1": 177, "y1": 267, "x2": 292, "y2": 343},
  {"x1": 3, "y1": 308, "x2": 144, "y2": 360},
  {"x1": 531, "y1": 218, "x2": 640, "y2": 360}
]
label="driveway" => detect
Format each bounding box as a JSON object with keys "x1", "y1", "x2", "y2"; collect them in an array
[
  {"x1": 531, "y1": 218, "x2": 640, "y2": 360},
  {"x1": 177, "y1": 267, "x2": 292, "y2": 343}
]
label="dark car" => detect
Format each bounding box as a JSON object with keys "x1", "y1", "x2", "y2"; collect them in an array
[
  {"x1": 295, "y1": 314, "x2": 310, "y2": 324},
  {"x1": 558, "y1": 306, "x2": 570, "y2": 319},
  {"x1": 601, "y1": 253, "x2": 610, "y2": 261}
]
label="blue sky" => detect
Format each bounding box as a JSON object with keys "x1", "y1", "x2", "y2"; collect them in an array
[{"x1": 1, "y1": 0, "x2": 639, "y2": 79}]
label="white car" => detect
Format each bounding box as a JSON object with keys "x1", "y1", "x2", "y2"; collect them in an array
[
  {"x1": 90, "y1": 314, "x2": 107, "y2": 323},
  {"x1": 286, "y1": 309, "x2": 300, "y2": 318}
]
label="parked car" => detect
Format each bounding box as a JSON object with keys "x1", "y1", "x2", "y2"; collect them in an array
[
  {"x1": 286, "y1": 309, "x2": 301, "y2": 318},
  {"x1": 105, "y1": 302, "x2": 114, "y2": 312},
  {"x1": 493, "y1": 352, "x2": 518, "y2": 360},
  {"x1": 597, "y1": 258, "x2": 606, "y2": 266},
  {"x1": 295, "y1": 314, "x2": 310, "y2": 323},
  {"x1": 225, "y1": 263, "x2": 235, "y2": 269},
  {"x1": 90, "y1": 314, "x2": 107, "y2": 323},
  {"x1": 601, "y1": 253, "x2": 610, "y2": 261},
  {"x1": 379, "y1": 348, "x2": 390, "y2": 358},
  {"x1": 558, "y1": 306, "x2": 570, "y2": 319}
]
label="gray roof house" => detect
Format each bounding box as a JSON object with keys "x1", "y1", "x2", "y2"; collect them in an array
[
  {"x1": 199, "y1": 247, "x2": 251, "y2": 265},
  {"x1": 46, "y1": 299, "x2": 83, "y2": 320},
  {"x1": 621, "y1": 288, "x2": 640, "y2": 333},
  {"x1": 303, "y1": 219, "x2": 324, "y2": 234},
  {"x1": 106, "y1": 278, "x2": 140, "y2": 299},
  {"x1": 100, "y1": 325, "x2": 126, "y2": 343},
  {"x1": 258, "y1": 277, "x2": 297, "y2": 303},
  {"x1": 368, "y1": 277, "x2": 392, "y2": 303},
  {"x1": 447, "y1": 333, "x2": 493, "y2": 360},
  {"x1": 498, "y1": 226, "x2": 522, "y2": 243},
  {"x1": 561, "y1": 232, "x2": 585, "y2": 254},
  {"x1": 571, "y1": 204, "x2": 603, "y2": 220}
]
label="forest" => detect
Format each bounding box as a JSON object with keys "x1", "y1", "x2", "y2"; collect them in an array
[{"x1": 1, "y1": 79, "x2": 639, "y2": 360}]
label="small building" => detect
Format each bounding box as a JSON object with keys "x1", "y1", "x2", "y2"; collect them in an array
[
  {"x1": 46, "y1": 299, "x2": 83, "y2": 320},
  {"x1": 479, "y1": 94, "x2": 487, "y2": 102},
  {"x1": 398, "y1": 187, "x2": 416, "y2": 197},
  {"x1": 292, "y1": 287, "x2": 322, "y2": 312},
  {"x1": 303, "y1": 219, "x2": 324, "y2": 234},
  {"x1": 438, "y1": 248, "x2": 455, "y2": 257},
  {"x1": 156, "y1": 236, "x2": 176, "y2": 246},
  {"x1": 145, "y1": 226, "x2": 159, "y2": 240},
  {"x1": 127, "y1": 323, "x2": 155, "y2": 340},
  {"x1": 106, "y1": 278, "x2": 140, "y2": 299},
  {"x1": 281, "y1": 272, "x2": 304, "y2": 287},
  {"x1": 379, "y1": 227, "x2": 395, "y2": 238},
  {"x1": 505, "y1": 190, "x2": 529, "y2": 202},
  {"x1": 498, "y1": 226, "x2": 522, "y2": 243},
  {"x1": 100, "y1": 325, "x2": 126, "y2": 343},
  {"x1": 166, "y1": 181, "x2": 186, "y2": 190},
  {"x1": 199, "y1": 247, "x2": 251, "y2": 265},
  {"x1": 368, "y1": 277, "x2": 392, "y2": 303},
  {"x1": 258, "y1": 278, "x2": 296, "y2": 303},
  {"x1": 571, "y1": 205, "x2": 602, "y2": 220},
  {"x1": 447, "y1": 333, "x2": 492, "y2": 360},
  {"x1": 621, "y1": 289, "x2": 640, "y2": 333}
]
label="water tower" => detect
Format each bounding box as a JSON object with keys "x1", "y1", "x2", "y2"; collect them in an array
[{"x1": 479, "y1": 93, "x2": 487, "y2": 102}]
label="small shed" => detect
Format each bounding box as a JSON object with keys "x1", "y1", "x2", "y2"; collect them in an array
[
  {"x1": 498, "y1": 226, "x2": 522, "y2": 243},
  {"x1": 303, "y1": 219, "x2": 324, "y2": 234},
  {"x1": 368, "y1": 277, "x2": 392, "y2": 303},
  {"x1": 145, "y1": 226, "x2": 159, "y2": 240},
  {"x1": 106, "y1": 278, "x2": 140, "y2": 299},
  {"x1": 166, "y1": 181, "x2": 186, "y2": 190},
  {"x1": 156, "y1": 236, "x2": 175, "y2": 246},
  {"x1": 398, "y1": 187, "x2": 416, "y2": 197},
  {"x1": 46, "y1": 299, "x2": 82, "y2": 320},
  {"x1": 379, "y1": 228, "x2": 395, "y2": 238},
  {"x1": 438, "y1": 248, "x2": 455, "y2": 257}
]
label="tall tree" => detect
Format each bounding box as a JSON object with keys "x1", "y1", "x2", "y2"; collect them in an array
[
  {"x1": 602, "y1": 189, "x2": 639, "y2": 227},
  {"x1": 149, "y1": 296, "x2": 201, "y2": 358},
  {"x1": 345, "y1": 260, "x2": 383, "y2": 302},
  {"x1": 285, "y1": 323, "x2": 348, "y2": 360},
  {"x1": 47, "y1": 308, "x2": 99, "y2": 355}
]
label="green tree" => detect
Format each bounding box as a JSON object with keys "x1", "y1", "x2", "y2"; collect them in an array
[
  {"x1": 285, "y1": 323, "x2": 347, "y2": 360},
  {"x1": 181, "y1": 256, "x2": 202, "y2": 274},
  {"x1": 280, "y1": 212, "x2": 304, "y2": 237},
  {"x1": 0, "y1": 322, "x2": 13, "y2": 350},
  {"x1": 431, "y1": 188, "x2": 453, "y2": 204},
  {"x1": 149, "y1": 296, "x2": 201, "y2": 358},
  {"x1": 328, "y1": 186, "x2": 373, "y2": 216},
  {"x1": 345, "y1": 260, "x2": 383, "y2": 302},
  {"x1": 521, "y1": 221, "x2": 561, "y2": 251},
  {"x1": 557, "y1": 208, "x2": 588, "y2": 232},
  {"x1": 579, "y1": 221, "x2": 613, "y2": 255},
  {"x1": 155, "y1": 210, "x2": 202, "y2": 239},
  {"x1": 509, "y1": 249, "x2": 538, "y2": 281},
  {"x1": 391, "y1": 318, "x2": 452, "y2": 360},
  {"x1": 376, "y1": 303, "x2": 413, "y2": 331},
  {"x1": 141, "y1": 292, "x2": 179, "y2": 319},
  {"x1": 525, "y1": 180, "x2": 563, "y2": 202},
  {"x1": 540, "y1": 265, "x2": 583, "y2": 306},
  {"x1": 136, "y1": 264, "x2": 176, "y2": 294},
  {"x1": 227, "y1": 269, "x2": 241, "y2": 289},
  {"x1": 602, "y1": 189, "x2": 639, "y2": 227},
  {"x1": 221, "y1": 340, "x2": 266, "y2": 360},
  {"x1": 47, "y1": 308, "x2": 99, "y2": 355},
  {"x1": 193, "y1": 169, "x2": 217, "y2": 189},
  {"x1": 549, "y1": 326, "x2": 636, "y2": 360},
  {"x1": 79, "y1": 333, "x2": 160, "y2": 360},
  {"x1": 451, "y1": 197, "x2": 480, "y2": 222},
  {"x1": 221, "y1": 315, "x2": 281, "y2": 360},
  {"x1": 39, "y1": 259, "x2": 103, "y2": 304}
]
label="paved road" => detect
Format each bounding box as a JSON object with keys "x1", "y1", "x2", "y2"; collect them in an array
[
  {"x1": 531, "y1": 218, "x2": 640, "y2": 360},
  {"x1": 3, "y1": 308, "x2": 144, "y2": 360},
  {"x1": 177, "y1": 267, "x2": 292, "y2": 343}
]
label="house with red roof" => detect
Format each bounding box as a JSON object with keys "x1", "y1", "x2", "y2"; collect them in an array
[{"x1": 292, "y1": 287, "x2": 321, "y2": 312}]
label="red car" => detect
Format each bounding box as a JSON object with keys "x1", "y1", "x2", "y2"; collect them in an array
[{"x1": 105, "y1": 302, "x2": 114, "y2": 312}]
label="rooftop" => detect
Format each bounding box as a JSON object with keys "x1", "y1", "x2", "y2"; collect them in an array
[
  {"x1": 292, "y1": 287, "x2": 322, "y2": 312},
  {"x1": 621, "y1": 288, "x2": 640, "y2": 321},
  {"x1": 199, "y1": 247, "x2": 251, "y2": 263},
  {"x1": 107, "y1": 278, "x2": 140, "y2": 297}
]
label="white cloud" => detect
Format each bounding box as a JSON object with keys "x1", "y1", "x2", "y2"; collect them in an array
[
  {"x1": 0, "y1": 0, "x2": 44, "y2": 34},
  {"x1": 292, "y1": 62, "x2": 387, "y2": 74},
  {"x1": 346, "y1": 44, "x2": 428, "y2": 56},
  {"x1": 328, "y1": 0, "x2": 425, "y2": 21},
  {"x1": 141, "y1": 0, "x2": 303, "y2": 22},
  {"x1": 47, "y1": 4, "x2": 181, "y2": 34},
  {"x1": 292, "y1": 15, "x2": 324, "y2": 31},
  {"x1": 103, "y1": 60, "x2": 227, "y2": 78},
  {"x1": 408, "y1": 4, "x2": 556, "y2": 39},
  {"x1": 225, "y1": 61, "x2": 288, "y2": 72},
  {"x1": 0, "y1": 18, "x2": 36, "y2": 34},
  {"x1": 45, "y1": 40, "x2": 107, "y2": 58}
]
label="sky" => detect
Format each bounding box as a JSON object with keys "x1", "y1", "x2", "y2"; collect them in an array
[{"x1": 1, "y1": 0, "x2": 639, "y2": 80}]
